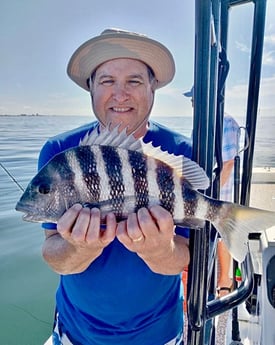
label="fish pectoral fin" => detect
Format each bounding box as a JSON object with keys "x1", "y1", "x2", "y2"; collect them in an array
[
  {"x1": 82, "y1": 201, "x2": 115, "y2": 214},
  {"x1": 175, "y1": 218, "x2": 205, "y2": 229},
  {"x1": 83, "y1": 196, "x2": 138, "y2": 216},
  {"x1": 82, "y1": 202, "x2": 101, "y2": 209}
]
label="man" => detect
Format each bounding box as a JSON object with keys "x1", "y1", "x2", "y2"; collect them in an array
[
  {"x1": 41, "y1": 29, "x2": 192, "y2": 345},
  {"x1": 183, "y1": 86, "x2": 240, "y2": 297}
]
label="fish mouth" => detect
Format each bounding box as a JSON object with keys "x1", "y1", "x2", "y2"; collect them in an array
[
  {"x1": 15, "y1": 201, "x2": 58, "y2": 223},
  {"x1": 16, "y1": 202, "x2": 28, "y2": 212},
  {"x1": 22, "y1": 213, "x2": 40, "y2": 222},
  {"x1": 15, "y1": 201, "x2": 33, "y2": 214},
  {"x1": 15, "y1": 202, "x2": 43, "y2": 223}
]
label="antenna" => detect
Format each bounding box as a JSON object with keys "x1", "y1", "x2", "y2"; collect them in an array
[{"x1": 0, "y1": 162, "x2": 24, "y2": 192}]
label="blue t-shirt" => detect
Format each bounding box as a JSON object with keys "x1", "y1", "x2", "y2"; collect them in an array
[{"x1": 39, "y1": 120, "x2": 192, "y2": 345}]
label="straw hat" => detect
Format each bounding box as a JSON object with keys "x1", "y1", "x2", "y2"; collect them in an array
[{"x1": 67, "y1": 28, "x2": 175, "y2": 91}]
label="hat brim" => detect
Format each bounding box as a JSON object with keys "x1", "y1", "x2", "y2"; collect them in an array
[
  {"x1": 183, "y1": 90, "x2": 193, "y2": 97},
  {"x1": 183, "y1": 86, "x2": 194, "y2": 98},
  {"x1": 67, "y1": 31, "x2": 175, "y2": 91}
]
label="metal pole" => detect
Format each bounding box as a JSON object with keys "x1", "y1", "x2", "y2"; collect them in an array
[
  {"x1": 240, "y1": 0, "x2": 267, "y2": 206},
  {"x1": 188, "y1": 0, "x2": 212, "y2": 344}
]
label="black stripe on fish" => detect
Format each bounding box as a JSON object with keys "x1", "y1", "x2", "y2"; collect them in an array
[
  {"x1": 205, "y1": 198, "x2": 223, "y2": 223},
  {"x1": 74, "y1": 146, "x2": 101, "y2": 202},
  {"x1": 53, "y1": 151, "x2": 75, "y2": 180},
  {"x1": 100, "y1": 146, "x2": 125, "y2": 217},
  {"x1": 156, "y1": 160, "x2": 175, "y2": 214},
  {"x1": 47, "y1": 150, "x2": 79, "y2": 209},
  {"x1": 128, "y1": 150, "x2": 149, "y2": 212},
  {"x1": 182, "y1": 182, "x2": 199, "y2": 218},
  {"x1": 52, "y1": 151, "x2": 76, "y2": 194}
]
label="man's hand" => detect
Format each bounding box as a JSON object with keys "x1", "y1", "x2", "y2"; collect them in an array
[
  {"x1": 116, "y1": 205, "x2": 189, "y2": 274},
  {"x1": 43, "y1": 204, "x2": 116, "y2": 274},
  {"x1": 57, "y1": 204, "x2": 116, "y2": 252}
]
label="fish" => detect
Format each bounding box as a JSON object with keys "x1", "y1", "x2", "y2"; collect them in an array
[{"x1": 15, "y1": 126, "x2": 275, "y2": 262}]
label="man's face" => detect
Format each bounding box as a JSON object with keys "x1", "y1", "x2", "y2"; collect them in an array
[{"x1": 90, "y1": 58, "x2": 156, "y2": 136}]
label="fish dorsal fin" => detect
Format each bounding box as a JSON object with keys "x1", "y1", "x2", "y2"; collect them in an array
[
  {"x1": 79, "y1": 125, "x2": 141, "y2": 150},
  {"x1": 139, "y1": 141, "x2": 209, "y2": 190},
  {"x1": 79, "y1": 125, "x2": 209, "y2": 190}
]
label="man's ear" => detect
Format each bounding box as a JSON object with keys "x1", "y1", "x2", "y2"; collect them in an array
[{"x1": 151, "y1": 78, "x2": 158, "y2": 92}]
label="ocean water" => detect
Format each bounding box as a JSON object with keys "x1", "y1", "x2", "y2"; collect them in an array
[{"x1": 0, "y1": 114, "x2": 274, "y2": 345}]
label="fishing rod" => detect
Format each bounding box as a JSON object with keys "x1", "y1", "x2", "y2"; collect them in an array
[{"x1": 0, "y1": 161, "x2": 24, "y2": 192}]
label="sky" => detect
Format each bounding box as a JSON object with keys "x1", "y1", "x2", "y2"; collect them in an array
[{"x1": 0, "y1": 0, "x2": 275, "y2": 118}]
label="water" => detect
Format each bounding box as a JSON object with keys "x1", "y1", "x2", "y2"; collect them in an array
[
  {"x1": 0, "y1": 114, "x2": 274, "y2": 345},
  {"x1": 0, "y1": 115, "x2": 93, "y2": 345}
]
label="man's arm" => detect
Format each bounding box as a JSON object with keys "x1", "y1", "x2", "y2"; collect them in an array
[
  {"x1": 220, "y1": 159, "x2": 234, "y2": 187},
  {"x1": 217, "y1": 158, "x2": 235, "y2": 295}
]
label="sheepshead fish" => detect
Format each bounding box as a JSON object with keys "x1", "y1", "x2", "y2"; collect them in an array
[{"x1": 15, "y1": 126, "x2": 275, "y2": 262}]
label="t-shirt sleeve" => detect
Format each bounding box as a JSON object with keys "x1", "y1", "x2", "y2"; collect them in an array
[
  {"x1": 175, "y1": 226, "x2": 190, "y2": 238},
  {"x1": 222, "y1": 117, "x2": 239, "y2": 162}
]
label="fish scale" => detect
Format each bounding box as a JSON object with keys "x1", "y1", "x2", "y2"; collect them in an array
[
  {"x1": 182, "y1": 183, "x2": 199, "y2": 218},
  {"x1": 156, "y1": 160, "x2": 175, "y2": 214},
  {"x1": 128, "y1": 150, "x2": 149, "y2": 212},
  {"x1": 75, "y1": 146, "x2": 101, "y2": 201},
  {"x1": 100, "y1": 145, "x2": 125, "y2": 217}
]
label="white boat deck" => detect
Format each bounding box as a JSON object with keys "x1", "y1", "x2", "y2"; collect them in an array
[{"x1": 250, "y1": 167, "x2": 275, "y2": 211}]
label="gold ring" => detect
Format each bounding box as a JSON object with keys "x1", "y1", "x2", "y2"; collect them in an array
[{"x1": 132, "y1": 235, "x2": 144, "y2": 242}]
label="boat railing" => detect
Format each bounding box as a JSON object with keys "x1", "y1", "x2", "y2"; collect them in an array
[{"x1": 206, "y1": 253, "x2": 254, "y2": 319}]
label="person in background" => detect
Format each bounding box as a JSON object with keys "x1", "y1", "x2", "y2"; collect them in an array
[
  {"x1": 183, "y1": 86, "x2": 240, "y2": 297},
  {"x1": 41, "y1": 29, "x2": 192, "y2": 345},
  {"x1": 217, "y1": 115, "x2": 240, "y2": 296}
]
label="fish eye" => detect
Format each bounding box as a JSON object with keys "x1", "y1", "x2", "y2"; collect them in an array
[{"x1": 38, "y1": 183, "x2": 51, "y2": 194}]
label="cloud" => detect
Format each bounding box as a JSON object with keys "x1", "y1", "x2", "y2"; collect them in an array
[
  {"x1": 258, "y1": 75, "x2": 275, "y2": 115},
  {"x1": 151, "y1": 85, "x2": 192, "y2": 117},
  {"x1": 235, "y1": 41, "x2": 250, "y2": 53},
  {"x1": 262, "y1": 31, "x2": 275, "y2": 65},
  {"x1": 234, "y1": 23, "x2": 275, "y2": 66},
  {"x1": 262, "y1": 10, "x2": 275, "y2": 65},
  {"x1": 264, "y1": 33, "x2": 275, "y2": 45},
  {"x1": 262, "y1": 50, "x2": 275, "y2": 65},
  {"x1": 259, "y1": 75, "x2": 275, "y2": 97},
  {"x1": 224, "y1": 74, "x2": 275, "y2": 117}
]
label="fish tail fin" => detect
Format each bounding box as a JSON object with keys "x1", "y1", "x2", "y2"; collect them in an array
[{"x1": 212, "y1": 203, "x2": 275, "y2": 262}]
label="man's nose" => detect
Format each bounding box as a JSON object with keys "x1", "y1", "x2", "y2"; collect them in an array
[{"x1": 112, "y1": 83, "x2": 130, "y2": 102}]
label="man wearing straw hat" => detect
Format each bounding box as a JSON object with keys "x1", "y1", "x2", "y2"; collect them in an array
[{"x1": 41, "y1": 29, "x2": 192, "y2": 345}]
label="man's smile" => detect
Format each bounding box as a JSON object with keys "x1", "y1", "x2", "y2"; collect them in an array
[{"x1": 111, "y1": 106, "x2": 133, "y2": 113}]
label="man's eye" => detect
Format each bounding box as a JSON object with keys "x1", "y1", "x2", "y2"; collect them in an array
[
  {"x1": 100, "y1": 80, "x2": 114, "y2": 86},
  {"x1": 128, "y1": 80, "x2": 142, "y2": 86}
]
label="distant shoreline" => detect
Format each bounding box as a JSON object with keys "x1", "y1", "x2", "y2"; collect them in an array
[
  {"x1": 0, "y1": 114, "x2": 93, "y2": 117},
  {"x1": 0, "y1": 113, "x2": 41, "y2": 117},
  {"x1": 1, "y1": 114, "x2": 274, "y2": 118}
]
